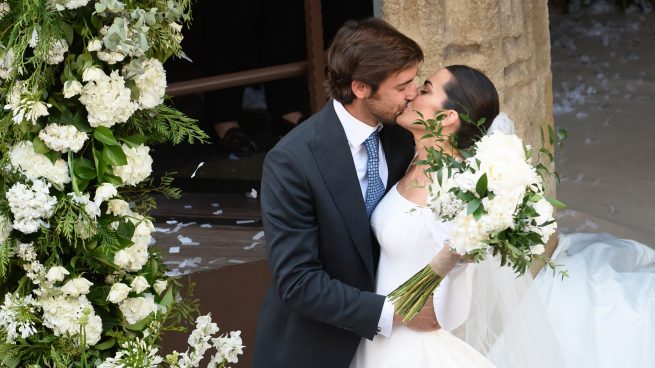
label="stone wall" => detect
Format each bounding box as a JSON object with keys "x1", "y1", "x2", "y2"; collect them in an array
[{"x1": 377, "y1": 0, "x2": 558, "y2": 260}]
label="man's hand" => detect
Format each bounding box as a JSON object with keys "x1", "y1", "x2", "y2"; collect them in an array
[{"x1": 392, "y1": 295, "x2": 440, "y2": 332}]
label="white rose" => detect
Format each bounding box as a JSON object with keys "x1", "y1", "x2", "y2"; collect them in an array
[
  {"x1": 106, "y1": 199, "x2": 131, "y2": 216},
  {"x1": 45, "y1": 266, "x2": 70, "y2": 283},
  {"x1": 60, "y1": 277, "x2": 93, "y2": 297},
  {"x1": 107, "y1": 282, "x2": 131, "y2": 304},
  {"x1": 94, "y1": 183, "x2": 117, "y2": 204},
  {"x1": 133, "y1": 58, "x2": 166, "y2": 109},
  {"x1": 63, "y1": 80, "x2": 83, "y2": 98},
  {"x1": 153, "y1": 279, "x2": 167, "y2": 295},
  {"x1": 130, "y1": 276, "x2": 149, "y2": 294}
]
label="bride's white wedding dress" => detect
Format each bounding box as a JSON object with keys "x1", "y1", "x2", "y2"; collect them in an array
[{"x1": 351, "y1": 184, "x2": 496, "y2": 368}]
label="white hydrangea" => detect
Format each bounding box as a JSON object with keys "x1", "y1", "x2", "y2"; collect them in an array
[
  {"x1": 113, "y1": 144, "x2": 153, "y2": 186},
  {"x1": 46, "y1": 39, "x2": 68, "y2": 65},
  {"x1": 9, "y1": 141, "x2": 70, "y2": 186},
  {"x1": 113, "y1": 215, "x2": 153, "y2": 272},
  {"x1": 6, "y1": 180, "x2": 57, "y2": 234},
  {"x1": 45, "y1": 266, "x2": 70, "y2": 283},
  {"x1": 118, "y1": 295, "x2": 157, "y2": 324},
  {"x1": 47, "y1": 0, "x2": 91, "y2": 11},
  {"x1": 94, "y1": 183, "x2": 117, "y2": 204},
  {"x1": 4, "y1": 81, "x2": 51, "y2": 125},
  {"x1": 63, "y1": 0, "x2": 90, "y2": 9},
  {"x1": 39, "y1": 294, "x2": 102, "y2": 346},
  {"x1": 79, "y1": 67, "x2": 138, "y2": 128},
  {"x1": 107, "y1": 283, "x2": 130, "y2": 304},
  {"x1": 0, "y1": 215, "x2": 12, "y2": 244},
  {"x1": 0, "y1": 294, "x2": 37, "y2": 344},
  {"x1": 38, "y1": 123, "x2": 88, "y2": 153},
  {"x1": 63, "y1": 80, "x2": 83, "y2": 98},
  {"x1": 130, "y1": 276, "x2": 149, "y2": 294},
  {"x1": 0, "y1": 48, "x2": 15, "y2": 80},
  {"x1": 133, "y1": 58, "x2": 166, "y2": 109}
]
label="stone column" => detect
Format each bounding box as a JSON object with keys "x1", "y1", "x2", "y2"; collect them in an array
[{"x1": 378, "y1": 0, "x2": 558, "y2": 262}]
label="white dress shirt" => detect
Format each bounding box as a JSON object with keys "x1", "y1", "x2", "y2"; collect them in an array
[{"x1": 333, "y1": 100, "x2": 395, "y2": 337}]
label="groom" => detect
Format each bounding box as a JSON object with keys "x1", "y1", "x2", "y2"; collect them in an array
[{"x1": 253, "y1": 19, "x2": 437, "y2": 367}]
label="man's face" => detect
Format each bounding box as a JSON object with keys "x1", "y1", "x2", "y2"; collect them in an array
[{"x1": 365, "y1": 63, "x2": 419, "y2": 124}]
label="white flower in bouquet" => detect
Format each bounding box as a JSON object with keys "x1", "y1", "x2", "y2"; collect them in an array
[
  {"x1": 114, "y1": 215, "x2": 153, "y2": 272},
  {"x1": 39, "y1": 294, "x2": 102, "y2": 345},
  {"x1": 133, "y1": 58, "x2": 166, "y2": 109},
  {"x1": 0, "y1": 215, "x2": 12, "y2": 243},
  {"x1": 107, "y1": 283, "x2": 130, "y2": 304},
  {"x1": 39, "y1": 123, "x2": 88, "y2": 153},
  {"x1": 0, "y1": 3, "x2": 9, "y2": 18},
  {"x1": 530, "y1": 244, "x2": 546, "y2": 256},
  {"x1": 60, "y1": 277, "x2": 93, "y2": 297},
  {"x1": 97, "y1": 50, "x2": 126, "y2": 65},
  {"x1": 99, "y1": 338, "x2": 163, "y2": 368},
  {"x1": 450, "y1": 212, "x2": 489, "y2": 254},
  {"x1": 15, "y1": 242, "x2": 36, "y2": 262},
  {"x1": 0, "y1": 294, "x2": 37, "y2": 344},
  {"x1": 130, "y1": 276, "x2": 149, "y2": 294},
  {"x1": 153, "y1": 279, "x2": 167, "y2": 295},
  {"x1": 477, "y1": 194, "x2": 520, "y2": 233},
  {"x1": 529, "y1": 198, "x2": 557, "y2": 241},
  {"x1": 113, "y1": 144, "x2": 153, "y2": 186},
  {"x1": 107, "y1": 199, "x2": 131, "y2": 216},
  {"x1": 45, "y1": 266, "x2": 70, "y2": 283},
  {"x1": 68, "y1": 192, "x2": 101, "y2": 219},
  {"x1": 63, "y1": 79, "x2": 83, "y2": 98},
  {"x1": 94, "y1": 182, "x2": 117, "y2": 204},
  {"x1": 47, "y1": 0, "x2": 91, "y2": 11},
  {"x1": 79, "y1": 67, "x2": 138, "y2": 128},
  {"x1": 0, "y1": 48, "x2": 15, "y2": 80},
  {"x1": 4, "y1": 81, "x2": 51, "y2": 125},
  {"x1": 210, "y1": 331, "x2": 244, "y2": 366},
  {"x1": 87, "y1": 39, "x2": 102, "y2": 52},
  {"x1": 28, "y1": 28, "x2": 39, "y2": 48},
  {"x1": 119, "y1": 295, "x2": 157, "y2": 324},
  {"x1": 9, "y1": 141, "x2": 70, "y2": 186},
  {"x1": 6, "y1": 180, "x2": 57, "y2": 234},
  {"x1": 46, "y1": 39, "x2": 68, "y2": 65}
]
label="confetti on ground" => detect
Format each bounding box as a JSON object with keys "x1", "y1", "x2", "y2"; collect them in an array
[
  {"x1": 252, "y1": 231, "x2": 265, "y2": 240},
  {"x1": 200, "y1": 224, "x2": 213, "y2": 228},
  {"x1": 191, "y1": 162, "x2": 205, "y2": 178},
  {"x1": 166, "y1": 220, "x2": 178, "y2": 225},
  {"x1": 243, "y1": 243, "x2": 258, "y2": 250},
  {"x1": 179, "y1": 257, "x2": 202, "y2": 268},
  {"x1": 169, "y1": 246, "x2": 180, "y2": 254},
  {"x1": 209, "y1": 258, "x2": 226, "y2": 264},
  {"x1": 177, "y1": 235, "x2": 199, "y2": 246},
  {"x1": 236, "y1": 220, "x2": 256, "y2": 225},
  {"x1": 184, "y1": 205, "x2": 193, "y2": 209},
  {"x1": 154, "y1": 227, "x2": 171, "y2": 233},
  {"x1": 212, "y1": 209, "x2": 224, "y2": 215},
  {"x1": 227, "y1": 259, "x2": 246, "y2": 264},
  {"x1": 211, "y1": 203, "x2": 221, "y2": 207},
  {"x1": 246, "y1": 188, "x2": 258, "y2": 199}
]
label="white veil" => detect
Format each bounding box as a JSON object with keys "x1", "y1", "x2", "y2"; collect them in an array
[{"x1": 455, "y1": 113, "x2": 568, "y2": 367}]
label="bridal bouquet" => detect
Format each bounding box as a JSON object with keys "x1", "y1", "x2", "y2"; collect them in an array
[
  {"x1": 0, "y1": 1, "x2": 242, "y2": 366},
  {"x1": 389, "y1": 113, "x2": 566, "y2": 321}
]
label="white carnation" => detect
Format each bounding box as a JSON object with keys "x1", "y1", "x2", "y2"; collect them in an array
[
  {"x1": 107, "y1": 283, "x2": 130, "y2": 304},
  {"x1": 119, "y1": 296, "x2": 157, "y2": 324},
  {"x1": 38, "y1": 124, "x2": 88, "y2": 153},
  {"x1": 130, "y1": 276, "x2": 149, "y2": 294},
  {"x1": 79, "y1": 68, "x2": 138, "y2": 128},
  {"x1": 60, "y1": 277, "x2": 93, "y2": 297},
  {"x1": 9, "y1": 141, "x2": 70, "y2": 186},
  {"x1": 6, "y1": 180, "x2": 57, "y2": 234},
  {"x1": 94, "y1": 183, "x2": 117, "y2": 204},
  {"x1": 46, "y1": 39, "x2": 68, "y2": 65},
  {"x1": 0, "y1": 215, "x2": 12, "y2": 243},
  {"x1": 45, "y1": 266, "x2": 70, "y2": 283},
  {"x1": 133, "y1": 58, "x2": 166, "y2": 109},
  {"x1": 63, "y1": 80, "x2": 83, "y2": 98},
  {"x1": 113, "y1": 144, "x2": 153, "y2": 186}
]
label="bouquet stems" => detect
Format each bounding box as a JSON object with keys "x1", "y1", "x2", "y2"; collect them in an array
[{"x1": 387, "y1": 265, "x2": 444, "y2": 322}]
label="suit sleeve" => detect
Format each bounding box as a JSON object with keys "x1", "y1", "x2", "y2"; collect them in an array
[{"x1": 261, "y1": 147, "x2": 385, "y2": 340}]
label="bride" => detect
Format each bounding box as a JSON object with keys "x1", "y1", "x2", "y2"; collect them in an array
[{"x1": 351, "y1": 65, "x2": 566, "y2": 367}]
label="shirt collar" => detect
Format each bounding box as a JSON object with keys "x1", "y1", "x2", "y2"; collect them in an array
[{"x1": 333, "y1": 100, "x2": 383, "y2": 148}]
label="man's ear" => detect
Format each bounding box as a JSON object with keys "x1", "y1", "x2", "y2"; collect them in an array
[{"x1": 351, "y1": 80, "x2": 371, "y2": 99}]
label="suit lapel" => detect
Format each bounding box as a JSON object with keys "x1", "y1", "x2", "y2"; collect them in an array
[
  {"x1": 308, "y1": 102, "x2": 376, "y2": 280},
  {"x1": 381, "y1": 124, "x2": 415, "y2": 193}
]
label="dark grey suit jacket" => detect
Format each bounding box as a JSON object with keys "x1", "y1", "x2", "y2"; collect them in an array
[{"x1": 253, "y1": 101, "x2": 414, "y2": 368}]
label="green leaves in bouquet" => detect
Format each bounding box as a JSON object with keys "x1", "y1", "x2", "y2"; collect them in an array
[{"x1": 123, "y1": 104, "x2": 210, "y2": 145}]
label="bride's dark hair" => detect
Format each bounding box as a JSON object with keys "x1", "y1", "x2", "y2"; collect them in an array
[{"x1": 442, "y1": 65, "x2": 499, "y2": 149}]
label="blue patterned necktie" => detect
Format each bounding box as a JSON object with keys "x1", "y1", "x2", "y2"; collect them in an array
[{"x1": 364, "y1": 129, "x2": 385, "y2": 218}]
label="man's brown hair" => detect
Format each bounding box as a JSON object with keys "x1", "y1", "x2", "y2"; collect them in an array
[{"x1": 325, "y1": 18, "x2": 424, "y2": 104}]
